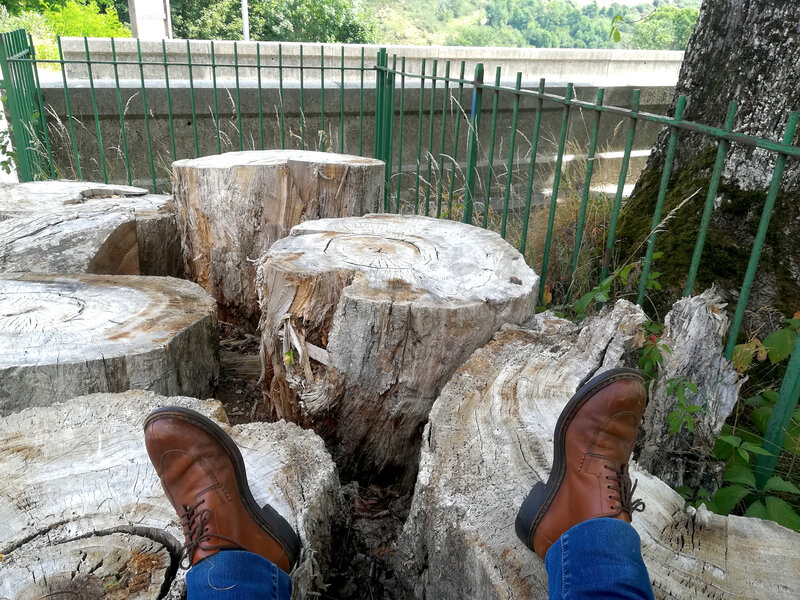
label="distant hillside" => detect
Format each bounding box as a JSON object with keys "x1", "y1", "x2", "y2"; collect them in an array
[{"x1": 365, "y1": 0, "x2": 701, "y2": 49}]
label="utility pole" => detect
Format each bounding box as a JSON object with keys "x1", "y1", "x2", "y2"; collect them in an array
[{"x1": 242, "y1": 0, "x2": 250, "y2": 41}]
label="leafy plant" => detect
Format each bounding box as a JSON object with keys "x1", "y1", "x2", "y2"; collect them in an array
[
  {"x1": 732, "y1": 313, "x2": 800, "y2": 373},
  {"x1": 637, "y1": 324, "x2": 670, "y2": 378},
  {"x1": 666, "y1": 377, "x2": 701, "y2": 434}
]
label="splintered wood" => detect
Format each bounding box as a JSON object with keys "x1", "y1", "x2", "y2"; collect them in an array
[
  {"x1": 396, "y1": 300, "x2": 800, "y2": 600},
  {"x1": 173, "y1": 150, "x2": 384, "y2": 329},
  {"x1": 257, "y1": 214, "x2": 538, "y2": 485},
  {"x1": 0, "y1": 273, "x2": 219, "y2": 415},
  {"x1": 0, "y1": 181, "x2": 182, "y2": 276},
  {"x1": 0, "y1": 392, "x2": 341, "y2": 600}
]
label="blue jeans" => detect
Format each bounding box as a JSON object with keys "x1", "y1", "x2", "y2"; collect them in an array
[
  {"x1": 186, "y1": 519, "x2": 653, "y2": 600},
  {"x1": 545, "y1": 518, "x2": 654, "y2": 599},
  {"x1": 186, "y1": 550, "x2": 292, "y2": 600}
]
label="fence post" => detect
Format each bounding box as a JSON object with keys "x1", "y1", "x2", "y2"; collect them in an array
[
  {"x1": 0, "y1": 33, "x2": 32, "y2": 181},
  {"x1": 373, "y1": 48, "x2": 385, "y2": 160},
  {"x1": 463, "y1": 63, "x2": 483, "y2": 225}
]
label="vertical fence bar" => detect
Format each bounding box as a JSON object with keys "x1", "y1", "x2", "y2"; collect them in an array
[
  {"x1": 566, "y1": 88, "x2": 605, "y2": 300},
  {"x1": 463, "y1": 63, "x2": 483, "y2": 225},
  {"x1": 519, "y1": 78, "x2": 546, "y2": 255},
  {"x1": 601, "y1": 89, "x2": 640, "y2": 282},
  {"x1": 210, "y1": 41, "x2": 221, "y2": 154},
  {"x1": 186, "y1": 40, "x2": 199, "y2": 157},
  {"x1": 413, "y1": 59, "x2": 427, "y2": 214},
  {"x1": 724, "y1": 111, "x2": 799, "y2": 358},
  {"x1": 636, "y1": 95, "x2": 687, "y2": 306},
  {"x1": 276, "y1": 44, "x2": 284, "y2": 149},
  {"x1": 684, "y1": 101, "x2": 738, "y2": 296},
  {"x1": 423, "y1": 60, "x2": 438, "y2": 216},
  {"x1": 300, "y1": 45, "x2": 306, "y2": 150},
  {"x1": 373, "y1": 48, "x2": 385, "y2": 158},
  {"x1": 29, "y1": 36, "x2": 55, "y2": 178},
  {"x1": 500, "y1": 73, "x2": 522, "y2": 238},
  {"x1": 395, "y1": 56, "x2": 407, "y2": 213},
  {"x1": 755, "y1": 333, "x2": 800, "y2": 486},
  {"x1": 339, "y1": 46, "x2": 345, "y2": 153},
  {"x1": 482, "y1": 67, "x2": 502, "y2": 229},
  {"x1": 111, "y1": 38, "x2": 132, "y2": 183},
  {"x1": 359, "y1": 47, "x2": 365, "y2": 156},
  {"x1": 11, "y1": 30, "x2": 36, "y2": 178},
  {"x1": 539, "y1": 83, "x2": 574, "y2": 302},
  {"x1": 0, "y1": 36, "x2": 30, "y2": 181},
  {"x1": 83, "y1": 38, "x2": 107, "y2": 182},
  {"x1": 136, "y1": 39, "x2": 157, "y2": 191},
  {"x1": 161, "y1": 40, "x2": 177, "y2": 163},
  {"x1": 382, "y1": 55, "x2": 396, "y2": 211},
  {"x1": 436, "y1": 61, "x2": 451, "y2": 218},
  {"x1": 56, "y1": 37, "x2": 81, "y2": 178},
  {"x1": 258, "y1": 44, "x2": 266, "y2": 150},
  {"x1": 320, "y1": 45, "x2": 325, "y2": 150},
  {"x1": 447, "y1": 61, "x2": 466, "y2": 216},
  {"x1": 234, "y1": 42, "x2": 243, "y2": 151}
]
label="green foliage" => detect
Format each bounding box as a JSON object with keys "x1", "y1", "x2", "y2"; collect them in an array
[
  {"x1": 171, "y1": 0, "x2": 378, "y2": 43},
  {"x1": 732, "y1": 315, "x2": 800, "y2": 374},
  {"x1": 666, "y1": 377, "x2": 701, "y2": 434},
  {"x1": 631, "y1": 5, "x2": 698, "y2": 50}
]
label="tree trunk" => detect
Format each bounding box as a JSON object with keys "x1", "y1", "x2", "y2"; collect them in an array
[
  {"x1": 637, "y1": 288, "x2": 740, "y2": 491},
  {"x1": 257, "y1": 214, "x2": 538, "y2": 486},
  {"x1": 617, "y1": 0, "x2": 800, "y2": 325},
  {"x1": 0, "y1": 181, "x2": 183, "y2": 277},
  {"x1": 0, "y1": 392, "x2": 341, "y2": 600},
  {"x1": 172, "y1": 150, "x2": 384, "y2": 330},
  {"x1": 397, "y1": 300, "x2": 800, "y2": 600},
  {"x1": 0, "y1": 274, "x2": 219, "y2": 416}
]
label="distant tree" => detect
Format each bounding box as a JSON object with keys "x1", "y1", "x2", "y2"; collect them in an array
[
  {"x1": 446, "y1": 24, "x2": 526, "y2": 47},
  {"x1": 631, "y1": 5, "x2": 699, "y2": 50}
]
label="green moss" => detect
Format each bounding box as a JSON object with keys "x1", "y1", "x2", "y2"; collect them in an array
[{"x1": 616, "y1": 148, "x2": 800, "y2": 322}]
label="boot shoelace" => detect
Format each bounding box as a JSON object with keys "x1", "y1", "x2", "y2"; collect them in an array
[
  {"x1": 178, "y1": 497, "x2": 247, "y2": 569},
  {"x1": 604, "y1": 463, "x2": 646, "y2": 517}
]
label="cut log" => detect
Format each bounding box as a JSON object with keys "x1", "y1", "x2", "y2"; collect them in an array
[
  {"x1": 257, "y1": 214, "x2": 538, "y2": 485},
  {"x1": 172, "y1": 150, "x2": 384, "y2": 329},
  {"x1": 0, "y1": 391, "x2": 341, "y2": 600},
  {"x1": 638, "y1": 288, "x2": 741, "y2": 491},
  {"x1": 0, "y1": 180, "x2": 183, "y2": 277},
  {"x1": 397, "y1": 300, "x2": 800, "y2": 600},
  {"x1": 0, "y1": 274, "x2": 218, "y2": 416}
]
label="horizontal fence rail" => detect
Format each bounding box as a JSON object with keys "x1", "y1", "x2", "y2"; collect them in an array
[{"x1": 1, "y1": 31, "x2": 799, "y2": 483}]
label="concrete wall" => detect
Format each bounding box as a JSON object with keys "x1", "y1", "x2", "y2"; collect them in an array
[{"x1": 39, "y1": 41, "x2": 680, "y2": 198}]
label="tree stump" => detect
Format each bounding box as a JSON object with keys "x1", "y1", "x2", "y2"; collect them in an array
[
  {"x1": 0, "y1": 181, "x2": 182, "y2": 277},
  {"x1": 257, "y1": 214, "x2": 538, "y2": 485},
  {"x1": 172, "y1": 150, "x2": 384, "y2": 329},
  {"x1": 0, "y1": 392, "x2": 341, "y2": 600},
  {"x1": 638, "y1": 288, "x2": 741, "y2": 491},
  {"x1": 397, "y1": 300, "x2": 800, "y2": 600},
  {"x1": 0, "y1": 274, "x2": 218, "y2": 416}
]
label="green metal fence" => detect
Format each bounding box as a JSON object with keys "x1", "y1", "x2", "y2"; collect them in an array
[{"x1": 1, "y1": 30, "x2": 799, "y2": 483}]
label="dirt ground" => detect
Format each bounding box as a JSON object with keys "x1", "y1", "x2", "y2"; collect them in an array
[{"x1": 214, "y1": 322, "x2": 412, "y2": 600}]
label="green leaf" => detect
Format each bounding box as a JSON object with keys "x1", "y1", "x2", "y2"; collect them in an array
[
  {"x1": 763, "y1": 328, "x2": 797, "y2": 363},
  {"x1": 763, "y1": 390, "x2": 779, "y2": 403},
  {"x1": 751, "y1": 406, "x2": 773, "y2": 435},
  {"x1": 651, "y1": 252, "x2": 664, "y2": 260},
  {"x1": 612, "y1": 28, "x2": 621, "y2": 42},
  {"x1": 685, "y1": 417, "x2": 695, "y2": 433},
  {"x1": 713, "y1": 485, "x2": 752, "y2": 514},
  {"x1": 667, "y1": 412, "x2": 682, "y2": 435},
  {"x1": 765, "y1": 496, "x2": 800, "y2": 531},
  {"x1": 574, "y1": 290, "x2": 596, "y2": 314},
  {"x1": 723, "y1": 464, "x2": 755, "y2": 488},
  {"x1": 744, "y1": 499, "x2": 767, "y2": 519},
  {"x1": 675, "y1": 485, "x2": 692, "y2": 500},
  {"x1": 686, "y1": 404, "x2": 703, "y2": 413},
  {"x1": 737, "y1": 447, "x2": 750, "y2": 462},
  {"x1": 763, "y1": 477, "x2": 800, "y2": 496},
  {"x1": 741, "y1": 442, "x2": 772, "y2": 456},
  {"x1": 619, "y1": 263, "x2": 636, "y2": 285},
  {"x1": 717, "y1": 434, "x2": 741, "y2": 447}
]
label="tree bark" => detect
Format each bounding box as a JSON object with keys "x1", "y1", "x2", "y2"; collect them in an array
[
  {"x1": 0, "y1": 274, "x2": 219, "y2": 416},
  {"x1": 397, "y1": 300, "x2": 800, "y2": 600},
  {"x1": 172, "y1": 150, "x2": 384, "y2": 330},
  {"x1": 0, "y1": 181, "x2": 182, "y2": 277},
  {"x1": 0, "y1": 392, "x2": 341, "y2": 600},
  {"x1": 257, "y1": 214, "x2": 538, "y2": 486},
  {"x1": 617, "y1": 0, "x2": 800, "y2": 324},
  {"x1": 637, "y1": 288, "x2": 740, "y2": 491}
]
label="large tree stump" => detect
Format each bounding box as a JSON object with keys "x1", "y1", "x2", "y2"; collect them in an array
[
  {"x1": 0, "y1": 392, "x2": 341, "y2": 600},
  {"x1": 257, "y1": 214, "x2": 538, "y2": 485},
  {"x1": 638, "y1": 288, "x2": 741, "y2": 491},
  {"x1": 397, "y1": 300, "x2": 800, "y2": 600},
  {"x1": 0, "y1": 274, "x2": 218, "y2": 415},
  {"x1": 173, "y1": 150, "x2": 384, "y2": 329},
  {"x1": 0, "y1": 181, "x2": 182, "y2": 277}
]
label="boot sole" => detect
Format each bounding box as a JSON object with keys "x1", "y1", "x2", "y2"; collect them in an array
[
  {"x1": 144, "y1": 406, "x2": 302, "y2": 570},
  {"x1": 514, "y1": 367, "x2": 644, "y2": 551}
]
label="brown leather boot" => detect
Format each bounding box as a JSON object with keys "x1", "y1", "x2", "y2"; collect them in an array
[
  {"x1": 515, "y1": 367, "x2": 647, "y2": 559},
  {"x1": 144, "y1": 406, "x2": 301, "y2": 573}
]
